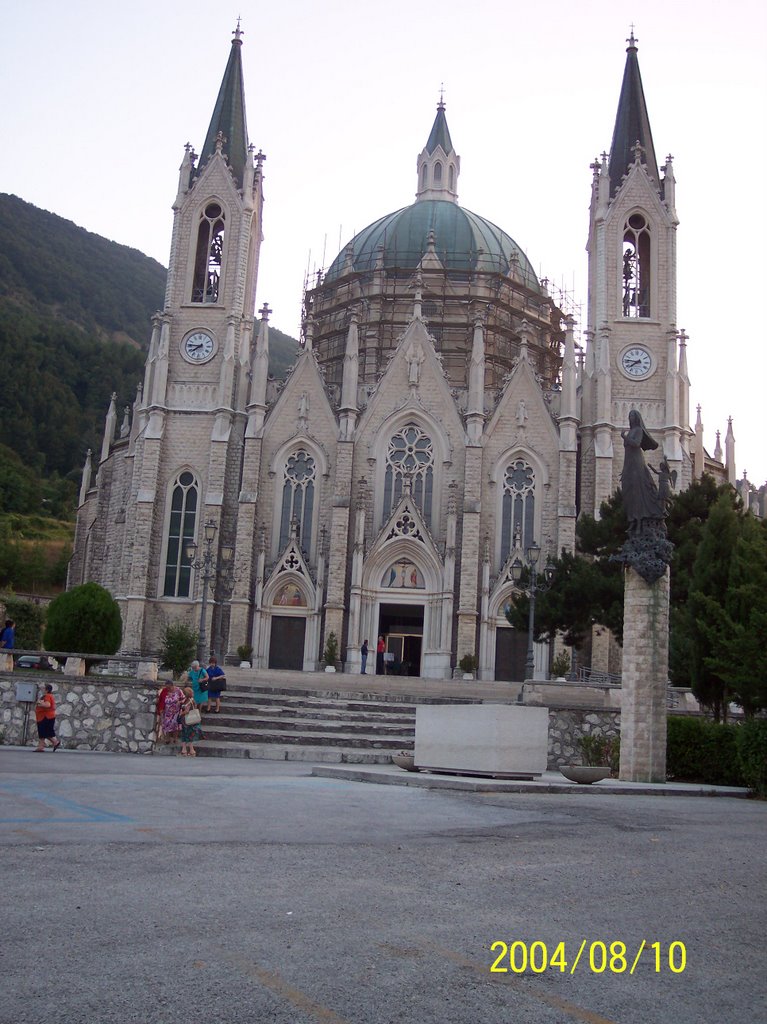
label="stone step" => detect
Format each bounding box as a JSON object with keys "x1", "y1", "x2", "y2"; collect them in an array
[
  {"x1": 199, "y1": 724, "x2": 411, "y2": 749},
  {"x1": 202, "y1": 706, "x2": 416, "y2": 726},
  {"x1": 218, "y1": 692, "x2": 422, "y2": 714},
  {"x1": 203, "y1": 714, "x2": 415, "y2": 737},
  {"x1": 192, "y1": 742, "x2": 409, "y2": 764}
]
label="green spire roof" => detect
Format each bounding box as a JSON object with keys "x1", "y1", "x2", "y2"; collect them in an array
[
  {"x1": 425, "y1": 102, "x2": 453, "y2": 155},
  {"x1": 608, "y1": 34, "x2": 659, "y2": 196},
  {"x1": 199, "y1": 29, "x2": 249, "y2": 187}
]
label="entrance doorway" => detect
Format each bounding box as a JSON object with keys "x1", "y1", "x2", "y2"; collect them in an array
[
  {"x1": 378, "y1": 602, "x2": 424, "y2": 676},
  {"x1": 269, "y1": 616, "x2": 306, "y2": 670},
  {"x1": 495, "y1": 626, "x2": 528, "y2": 682}
]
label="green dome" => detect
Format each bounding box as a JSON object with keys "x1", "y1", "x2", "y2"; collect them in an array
[{"x1": 325, "y1": 199, "x2": 540, "y2": 292}]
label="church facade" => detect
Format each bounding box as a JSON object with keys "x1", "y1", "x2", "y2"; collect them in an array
[{"x1": 70, "y1": 31, "x2": 732, "y2": 680}]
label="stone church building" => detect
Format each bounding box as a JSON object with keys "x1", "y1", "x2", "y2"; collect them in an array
[{"x1": 70, "y1": 30, "x2": 735, "y2": 679}]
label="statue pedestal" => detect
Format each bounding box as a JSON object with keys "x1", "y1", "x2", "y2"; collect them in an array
[{"x1": 619, "y1": 567, "x2": 669, "y2": 783}]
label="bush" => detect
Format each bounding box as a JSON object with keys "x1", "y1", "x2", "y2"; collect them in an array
[
  {"x1": 578, "y1": 734, "x2": 620, "y2": 772},
  {"x1": 323, "y1": 631, "x2": 339, "y2": 666},
  {"x1": 551, "y1": 651, "x2": 571, "y2": 677},
  {"x1": 458, "y1": 653, "x2": 477, "y2": 674},
  {"x1": 736, "y1": 720, "x2": 767, "y2": 798},
  {"x1": 1, "y1": 595, "x2": 45, "y2": 649},
  {"x1": 666, "y1": 717, "x2": 744, "y2": 786},
  {"x1": 236, "y1": 644, "x2": 253, "y2": 662},
  {"x1": 161, "y1": 623, "x2": 199, "y2": 680},
  {"x1": 43, "y1": 582, "x2": 122, "y2": 655}
]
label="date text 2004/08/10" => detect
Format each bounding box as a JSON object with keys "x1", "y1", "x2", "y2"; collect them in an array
[{"x1": 490, "y1": 940, "x2": 687, "y2": 975}]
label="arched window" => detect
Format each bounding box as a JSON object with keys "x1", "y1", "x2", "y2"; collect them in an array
[
  {"x1": 192, "y1": 202, "x2": 225, "y2": 303},
  {"x1": 622, "y1": 213, "x2": 651, "y2": 318},
  {"x1": 279, "y1": 450, "x2": 316, "y2": 553},
  {"x1": 420, "y1": 164, "x2": 427, "y2": 189},
  {"x1": 383, "y1": 423, "x2": 434, "y2": 523},
  {"x1": 500, "y1": 458, "x2": 535, "y2": 564},
  {"x1": 433, "y1": 161, "x2": 443, "y2": 185},
  {"x1": 163, "y1": 471, "x2": 198, "y2": 597},
  {"x1": 448, "y1": 164, "x2": 455, "y2": 191}
]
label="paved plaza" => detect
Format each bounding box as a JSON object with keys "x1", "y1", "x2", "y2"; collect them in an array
[{"x1": 1, "y1": 748, "x2": 764, "y2": 1024}]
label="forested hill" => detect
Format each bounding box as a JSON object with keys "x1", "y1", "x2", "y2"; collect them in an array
[
  {"x1": 0, "y1": 193, "x2": 167, "y2": 345},
  {"x1": 0, "y1": 194, "x2": 300, "y2": 514}
]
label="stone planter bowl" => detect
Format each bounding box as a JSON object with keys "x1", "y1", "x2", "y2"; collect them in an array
[
  {"x1": 392, "y1": 751, "x2": 419, "y2": 772},
  {"x1": 559, "y1": 765, "x2": 611, "y2": 785}
]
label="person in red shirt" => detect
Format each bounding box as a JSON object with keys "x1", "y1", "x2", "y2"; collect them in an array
[{"x1": 35, "y1": 683, "x2": 61, "y2": 752}]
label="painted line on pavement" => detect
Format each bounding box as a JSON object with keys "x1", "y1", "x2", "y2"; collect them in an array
[
  {"x1": 420, "y1": 941, "x2": 619, "y2": 1024},
  {"x1": 0, "y1": 785, "x2": 133, "y2": 824},
  {"x1": 229, "y1": 957, "x2": 350, "y2": 1024}
]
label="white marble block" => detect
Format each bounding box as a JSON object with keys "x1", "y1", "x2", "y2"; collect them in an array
[{"x1": 415, "y1": 704, "x2": 549, "y2": 778}]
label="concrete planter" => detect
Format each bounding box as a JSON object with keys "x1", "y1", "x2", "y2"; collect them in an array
[
  {"x1": 324, "y1": 665, "x2": 336, "y2": 673},
  {"x1": 392, "y1": 752, "x2": 419, "y2": 772},
  {"x1": 559, "y1": 765, "x2": 611, "y2": 785}
]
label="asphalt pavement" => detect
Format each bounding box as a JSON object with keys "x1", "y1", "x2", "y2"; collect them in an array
[{"x1": 1, "y1": 747, "x2": 764, "y2": 1024}]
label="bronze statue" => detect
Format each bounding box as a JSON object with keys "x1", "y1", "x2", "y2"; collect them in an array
[
  {"x1": 620, "y1": 409, "x2": 664, "y2": 533},
  {"x1": 615, "y1": 410, "x2": 674, "y2": 584}
]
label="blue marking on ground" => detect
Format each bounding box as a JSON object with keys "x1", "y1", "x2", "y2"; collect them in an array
[{"x1": 0, "y1": 784, "x2": 133, "y2": 824}]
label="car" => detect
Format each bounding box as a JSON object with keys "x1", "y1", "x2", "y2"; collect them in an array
[{"x1": 16, "y1": 655, "x2": 54, "y2": 670}]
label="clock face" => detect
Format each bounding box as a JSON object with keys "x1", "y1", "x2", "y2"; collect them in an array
[
  {"x1": 621, "y1": 346, "x2": 653, "y2": 379},
  {"x1": 182, "y1": 331, "x2": 215, "y2": 363}
]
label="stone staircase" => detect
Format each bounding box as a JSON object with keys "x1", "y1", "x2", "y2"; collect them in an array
[
  {"x1": 154, "y1": 668, "x2": 522, "y2": 763},
  {"x1": 192, "y1": 684, "x2": 420, "y2": 763}
]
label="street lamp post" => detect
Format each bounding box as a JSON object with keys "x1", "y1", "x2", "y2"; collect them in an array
[
  {"x1": 511, "y1": 542, "x2": 554, "y2": 680},
  {"x1": 184, "y1": 521, "x2": 234, "y2": 662}
]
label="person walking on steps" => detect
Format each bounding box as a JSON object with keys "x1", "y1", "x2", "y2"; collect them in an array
[{"x1": 205, "y1": 656, "x2": 227, "y2": 713}]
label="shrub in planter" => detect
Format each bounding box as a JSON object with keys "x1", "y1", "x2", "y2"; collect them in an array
[
  {"x1": 551, "y1": 651, "x2": 571, "y2": 678},
  {"x1": 237, "y1": 644, "x2": 253, "y2": 664},
  {"x1": 323, "y1": 631, "x2": 339, "y2": 667},
  {"x1": 736, "y1": 719, "x2": 767, "y2": 797},
  {"x1": 666, "y1": 717, "x2": 743, "y2": 786},
  {"x1": 458, "y1": 653, "x2": 477, "y2": 676}
]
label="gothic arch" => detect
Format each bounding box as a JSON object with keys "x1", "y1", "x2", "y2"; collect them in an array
[
  {"x1": 619, "y1": 207, "x2": 657, "y2": 320},
  {"x1": 268, "y1": 436, "x2": 329, "y2": 563},
  {"x1": 187, "y1": 196, "x2": 230, "y2": 305},
  {"x1": 370, "y1": 408, "x2": 451, "y2": 534},
  {"x1": 489, "y1": 445, "x2": 549, "y2": 570},
  {"x1": 159, "y1": 467, "x2": 200, "y2": 598}
]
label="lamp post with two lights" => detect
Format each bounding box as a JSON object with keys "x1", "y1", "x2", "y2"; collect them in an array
[
  {"x1": 510, "y1": 542, "x2": 555, "y2": 679},
  {"x1": 184, "y1": 520, "x2": 234, "y2": 663}
]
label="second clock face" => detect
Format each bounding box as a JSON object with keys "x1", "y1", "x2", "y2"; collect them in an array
[
  {"x1": 183, "y1": 331, "x2": 215, "y2": 363},
  {"x1": 621, "y1": 346, "x2": 653, "y2": 379}
]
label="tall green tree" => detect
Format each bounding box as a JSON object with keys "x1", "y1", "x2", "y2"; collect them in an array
[
  {"x1": 674, "y1": 491, "x2": 742, "y2": 720},
  {"x1": 698, "y1": 514, "x2": 767, "y2": 716}
]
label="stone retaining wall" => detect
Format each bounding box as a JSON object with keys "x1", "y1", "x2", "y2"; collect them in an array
[
  {"x1": 546, "y1": 706, "x2": 621, "y2": 769},
  {"x1": 0, "y1": 674, "x2": 158, "y2": 753}
]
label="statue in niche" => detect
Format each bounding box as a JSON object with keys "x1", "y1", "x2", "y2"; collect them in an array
[
  {"x1": 515, "y1": 398, "x2": 528, "y2": 427},
  {"x1": 405, "y1": 340, "x2": 424, "y2": 385}
]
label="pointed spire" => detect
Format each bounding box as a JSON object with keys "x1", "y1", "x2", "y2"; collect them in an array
[
  {"x1": 416, "y1": 98, "x2": 460, "y2": 203},
  {"x1": 425, "y1": 95, "x2": 453, "y2": 154},
  {"x1": 199, "y1": 26, "x2": 249, "y2": 187},
  {"x1": 78, "y1": 449, "x2": 93, "y2": 506},
  {"x1": 608, "y1": 31, "x2": 660, "y2": 196}
]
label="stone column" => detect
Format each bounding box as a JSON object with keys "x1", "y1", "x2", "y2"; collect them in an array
[{"x1": 619, "y1": 567, "x2": 669, "y2": 783}]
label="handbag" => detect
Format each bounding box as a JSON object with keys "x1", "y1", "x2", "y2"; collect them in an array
[{"x1": 184, "y1": 707, "x2": 202, "y2": 726}]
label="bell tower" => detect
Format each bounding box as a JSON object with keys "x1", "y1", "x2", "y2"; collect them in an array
[
  {"x1": 121, "y1": 25, "x2": 265, "y2": 652},
  {"x1": 581, "y1": 32, "x2": 690, "y2": 517}
]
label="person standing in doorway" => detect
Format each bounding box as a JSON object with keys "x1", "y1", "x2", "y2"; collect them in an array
[
  {"x1": 35, "y1": 683, "x2": 61, "y2": 752},
  {"x1": 376, "y1": 636, "x2": 385, "y2": 675},
  {"x1": 360, "y1": 640, "x2": 369, "y2": 675}
]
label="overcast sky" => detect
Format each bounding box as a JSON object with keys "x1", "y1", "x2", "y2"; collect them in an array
[{"x1": 3, "y1": 0, "x2": 765, "y2": 485}]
